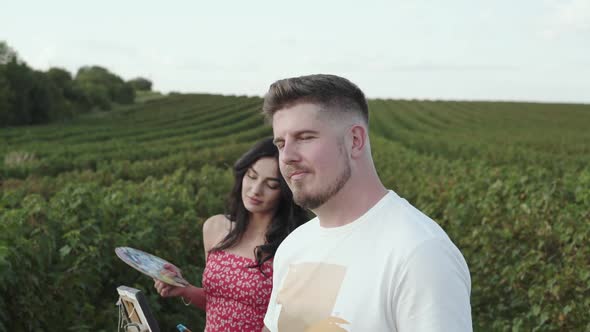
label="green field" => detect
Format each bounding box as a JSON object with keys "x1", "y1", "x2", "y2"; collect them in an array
[{"x1": 1, "y1": 94, "x2": 589, "y2": 331}]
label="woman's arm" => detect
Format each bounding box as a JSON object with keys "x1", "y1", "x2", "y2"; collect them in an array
[
  {"x1": 153, "y1": 265, "x2": 207, "y2": 310},
  {"x1": 177, "y1": 285, "x2": 206, "y2": 310},
  {"x1": 153, "y1": 278, "x2": 206, "y2": 310},
  {"x1": 154, "y1": 215, "x2": 230, "y2": 310}
]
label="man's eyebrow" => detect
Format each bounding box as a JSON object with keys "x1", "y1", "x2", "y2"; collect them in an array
[
  {"x1": 294, "y1": 130, "x2": 319, "y2": 136},
  {"x1": 273, "y1": 130, "x2": 319, "y2": 145}
]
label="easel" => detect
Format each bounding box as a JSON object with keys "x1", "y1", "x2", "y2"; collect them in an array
[{"x1": 116, "y1": 286, "x2": 160, "y2": 332}]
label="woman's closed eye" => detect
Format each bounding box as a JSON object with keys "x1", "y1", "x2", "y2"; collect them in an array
[{"x1": 246, "y1": 170, "x2": 257, "y2": 179}]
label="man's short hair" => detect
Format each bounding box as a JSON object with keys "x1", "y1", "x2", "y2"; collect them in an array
[{"x1": 262, "y1": 74, "x2": 369, "y2": 124}]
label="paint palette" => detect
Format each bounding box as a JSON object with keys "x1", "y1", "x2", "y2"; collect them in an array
[{"x1": 115, "y1": 247, "x2": 189, "y2": 287}]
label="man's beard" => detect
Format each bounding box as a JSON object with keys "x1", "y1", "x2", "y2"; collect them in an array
[{"x1": 292, "y1": 144, "x2": 351, "y2": 210}]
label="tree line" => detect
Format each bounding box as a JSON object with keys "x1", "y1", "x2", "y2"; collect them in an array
[{"x1": 0, "y1": 41, "x2": 153, "y2": 127}]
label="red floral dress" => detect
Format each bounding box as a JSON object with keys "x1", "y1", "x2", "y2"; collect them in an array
[{"x1": 202, "y1": 250, "x2": 273, "y2": 332}]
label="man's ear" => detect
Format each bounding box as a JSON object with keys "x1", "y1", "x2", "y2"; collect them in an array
[{"x1": 349, "y1": 124, "x2": 367, "y2": 159}]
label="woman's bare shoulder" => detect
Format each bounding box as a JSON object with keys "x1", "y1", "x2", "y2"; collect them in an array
[
  {"x1": 202, "y1": 214, "x2": 231, "y2": 251},
  {"x1": 203, "y1": 214, "x2": 231, "y2": 234}
]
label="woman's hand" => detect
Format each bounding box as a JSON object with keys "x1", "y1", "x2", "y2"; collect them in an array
[{"x1": 153, "y1": 263, "x2": 187, "y2": 298}]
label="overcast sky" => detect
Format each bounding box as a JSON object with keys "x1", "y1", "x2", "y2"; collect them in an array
[{"x1": 1, "y1": 0, "x2": 589, "y2": 103}]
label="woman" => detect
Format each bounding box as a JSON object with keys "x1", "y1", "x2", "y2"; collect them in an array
[{"x1": 154, "y1": 137, "x2": 308, "y2": 331}]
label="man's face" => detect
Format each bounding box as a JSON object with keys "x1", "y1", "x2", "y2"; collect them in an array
[{"x1": 272, "y1": 103, "x2": 351, "y2": 209}]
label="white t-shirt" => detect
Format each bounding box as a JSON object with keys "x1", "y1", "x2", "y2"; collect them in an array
[{"x1": 264, "y1": 190, "x2": 472, "y2": 332}]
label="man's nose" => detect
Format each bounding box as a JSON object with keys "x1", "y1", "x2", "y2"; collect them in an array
[{"x1": 279, "y1": 140, "x2": 300, "y2": 165}]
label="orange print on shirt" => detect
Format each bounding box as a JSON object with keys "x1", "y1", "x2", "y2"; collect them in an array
[{"x1": 276, "y1": 263, "x2": 349, "y2": 331}]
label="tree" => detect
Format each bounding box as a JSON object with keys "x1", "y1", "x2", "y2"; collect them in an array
[
  {"x1": 0, "y1": 42, "x2": 140, "y2": 126},
  {"x1": 113, "y1": 82, "x2": 135, "y2": 104},
  {"x1": 0, "y1": 41, "x2": 19, "y2": 65},
  {"x1": 46, "y1": 67, "x2": 82, "y2": 115},
  {"x1": 0, "y1": 68, "x2": 15, "y2": 125},
  {"x1": 47, "y1": 67, "x2": 73, "y2": 89},
  {"x1": 75, "y1": 66, "x2": 135, "y2": 108},
  {"x1": 31, "y1": 70, "x2": 72, "y2": 122},
  {"x1": 128, "y1": 77, "x2": 152, "y2": 91},
  {"x1": 2, "y1": 59, "x2": 35, "y2": 125},
  {"x1": 0, "y1": 61, "x2": 70, "y2": 126}
]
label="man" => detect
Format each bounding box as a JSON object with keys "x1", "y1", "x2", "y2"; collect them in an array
[{"x1": 262, "y1": 74, "x2": 472, "y2": 331}]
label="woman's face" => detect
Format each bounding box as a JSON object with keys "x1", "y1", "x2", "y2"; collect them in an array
[{"x1": 241, "y1": 157, "x2": 282, "y2": 215}]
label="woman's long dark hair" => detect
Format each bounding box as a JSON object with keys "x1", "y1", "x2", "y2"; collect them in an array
[{"x1": 211, "y1": 137, "x2": 308, "y2": 271}]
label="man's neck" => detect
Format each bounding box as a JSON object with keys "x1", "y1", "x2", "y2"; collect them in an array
[{"x1": 313, "y1": 176, "x2": 388, "y2": 228}]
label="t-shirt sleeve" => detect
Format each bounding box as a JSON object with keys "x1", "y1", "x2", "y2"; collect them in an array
[{"x1": 393, "y1": 238, "x2": 472, "y2": 332}]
